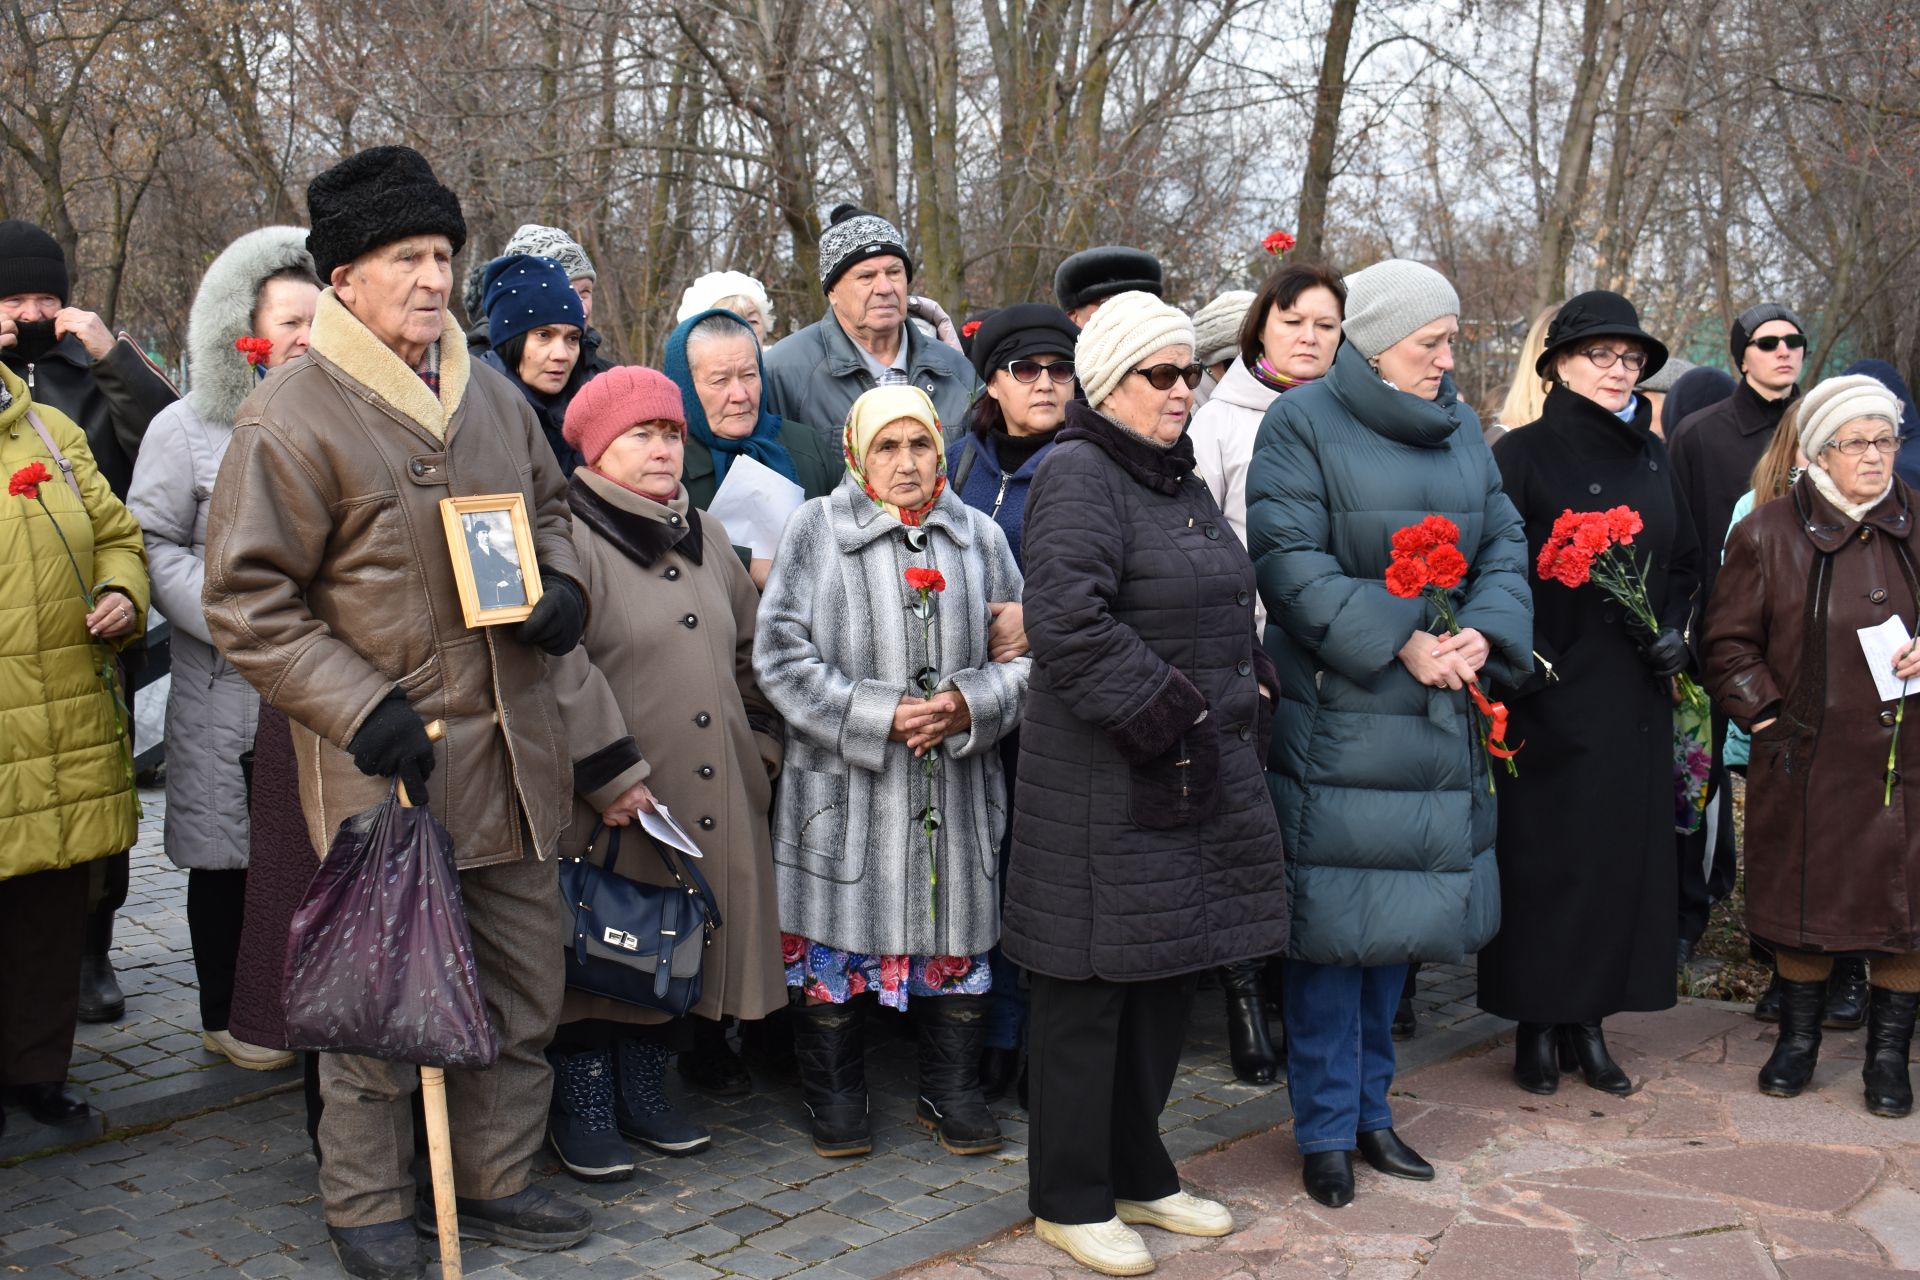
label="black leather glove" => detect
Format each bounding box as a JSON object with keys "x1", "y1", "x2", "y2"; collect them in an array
[
  {"x1": 1639, "y1": 627, "x2": 1689, "y2": 679},
  {"x1": 516, "y1": 570, "x2": 585, "y2": 656},
  {"x1": 347, "y1": 691, "x2": 434, "y2": 804}
]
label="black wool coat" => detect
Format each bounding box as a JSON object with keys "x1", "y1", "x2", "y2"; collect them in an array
[
  {"x1": 3, "y1": 333, "x2": 177, "y2": 498},
  {"x1": 1669, "y1": 377, "x2": 1796, "y2": 615},
  {"x1": 1003, "y1": 403, "x2": 1289, "y2": 982},
  {"x1": 1479, "y1": 389, "x2": 1699, "y2": 1023}
]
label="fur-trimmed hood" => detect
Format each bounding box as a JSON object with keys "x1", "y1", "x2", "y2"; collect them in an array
[{"x1": 186, "y1": 226, "x2": 315, "y2": 425}]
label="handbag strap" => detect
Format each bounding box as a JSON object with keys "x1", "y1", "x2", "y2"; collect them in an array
[
  {"x1": 24, "y1": 409, "x2": 84, "y2": 502},
  {"x1": 587, "y1": 820, "x2": 724, "y2": 933}
]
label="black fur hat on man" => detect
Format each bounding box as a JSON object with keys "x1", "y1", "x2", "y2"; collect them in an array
[
  {"x1": 305, "y1": 146, "x2": 467, "y2": 283},
  {"x1": 1053, "y1": 245, "x2": 1164, "y2": 313}
]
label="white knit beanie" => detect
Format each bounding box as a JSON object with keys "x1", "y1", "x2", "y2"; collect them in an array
[
  {"x1": 1076, "y1": 291, "x2": 1196, "y2": 408},
  {"x1": 677, "y1": 270, "x2": 776, "y2": 330},
  {"x1": 1341, "y1": 260, "x2": 1460, "y2": 360},
  {"x1": 1799, "y1": 374, "x2": 1902, "y2": 459},
  {"x1": 1192, "y1": 290, "x2": 1255, "y2": 367}
]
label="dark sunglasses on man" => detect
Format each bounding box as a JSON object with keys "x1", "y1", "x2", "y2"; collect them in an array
[
  {"x1": 1128, "y1": 362, "x2": 1205, "y2": 391},
  {"x1": 1006, "y1": 359, "x2": 1076, "y2": 385},
  {"x1": 1751, "y1": 334, "x2": 1806, "y2": 353}
]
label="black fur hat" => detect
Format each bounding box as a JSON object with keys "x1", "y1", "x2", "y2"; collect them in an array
[
  {"x1": 1053, "y1": 245, "x2": 1163, "y2": 312},
  {"x1": 306, "y1": 146, "x2": 467, "y2": 283}
]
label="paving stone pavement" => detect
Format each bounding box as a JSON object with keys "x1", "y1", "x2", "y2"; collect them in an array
[
  {"x1": 0, "y1": 787, "x2": 1500, "y2": 1278},
  {"x1": 908, "y1": 1001, "x2": 1920, "y2": 1279}
]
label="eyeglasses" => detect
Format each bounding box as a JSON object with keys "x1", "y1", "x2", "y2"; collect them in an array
[
  {"x1": 1005, "y1": 359, "x2": 1076, "y2": 385},
  {"x1": 1825, "y1": 435, "x2": 1901, "y2": 457},
  {"x1": 1579, "y1": 347, "x2": 1648, "y2": 371},
  {"x1": 1129, "y1": 363, "x2": 1204, "y2": 391},
  {"x1": 1751, "y1": 334, "x2": 1806, "y2": 353}
]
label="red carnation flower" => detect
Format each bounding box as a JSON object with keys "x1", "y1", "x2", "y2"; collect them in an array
[
  {"x1": 1262, "y1": 230, "x2": 1297, "y2": 257},
  {"x1": 904, "y1": 567, "x2": 947, "y2": 593},
  {"x1": 1427, "y1": 543, "x2": 1469, "y2": 589},
  {"x1": 961, "y1": 320, "x2": 982, "y2": 339},
  {"x1": 234, "y1": 335, "x2": 274, "y2": 367},
  {"x1": 1421, "y1": 514, "x2": 1461, "y2": 546},
  {"x1": 1391, "y1": 525, "x2": 1437, "y2": 557},
  {"x1": 1606, "y1": 505, "x2": 1644, "y2": 544},
  {"x1": 1573, "y1": 519, "x2": 1611, "y2": 555},
  {"x1": 9, "y1": 461, "x2": 52, "y2": 500},
  {"x1": 1384, "y1": 557, "x2": 1431, "y2": 599}
]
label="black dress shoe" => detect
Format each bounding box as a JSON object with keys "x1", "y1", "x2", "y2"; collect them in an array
[
  {"x1": 1356, "y1": 1128, "x2": 1434, "y2": 1180},
  {"x1": 3, "y1": 1082, "x2": 90, "y2": 1125},
  {"x1": 1557, "y1": 1022, "x2": 1633, "y2": 1096},
  {"x1": 1513, "y1": 1023, "x2": 1560, "y2": 1095},
  {"x1": 1823, "y1": 958, "x2": 1869, "y2": 1030},
  {"x1": 1302, "y1": 1150, "x2": 1354, "y2": 1207},
  {"x1": 328, "y1": 1220, "x2": 423, "y2": 1280}
]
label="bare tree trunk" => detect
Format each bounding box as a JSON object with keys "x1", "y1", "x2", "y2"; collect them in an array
[
  {"x1": 1295, "y1": 0, "x2": 1358, "y2": 262},
  {"x1": 1532, "y1": 0, "x2": 1628, "y2": 310}
]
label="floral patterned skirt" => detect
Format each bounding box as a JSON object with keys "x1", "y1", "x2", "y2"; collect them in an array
[{"x1": 782, "y1": 933, "x2": 991, "y2": 1012}]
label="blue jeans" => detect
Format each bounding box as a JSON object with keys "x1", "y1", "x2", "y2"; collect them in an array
[
  {"x1": 1281, "y1": 959, "x2": 1407, "y2": 1154},
  {"x1": 984, "y1": 944, "x2": 1028, "y2": 1050}
]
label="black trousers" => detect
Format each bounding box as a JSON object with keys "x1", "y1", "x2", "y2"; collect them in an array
[
  {"x1": 0, "y1": 864, "x2": 91, "y2": 1085},
  {"x1": 1028, "y1": 971, "x2": 1197, "y2": 1224},
  {"x1": 187, "y1": 868, "x2": 248, "y2": 1030},
  {"x1": 1677, "y1": 714, "x2": 1739, "y2": 945}
]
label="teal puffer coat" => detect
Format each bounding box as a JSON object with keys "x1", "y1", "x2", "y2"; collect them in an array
[{"x1": 1246, "y1": 340, "x2": 1533, "y2": 966}]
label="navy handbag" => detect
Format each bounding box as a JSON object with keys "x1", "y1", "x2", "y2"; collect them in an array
[{"x1": 558, "y1": 822, "x2": 721, "y2": 1015}]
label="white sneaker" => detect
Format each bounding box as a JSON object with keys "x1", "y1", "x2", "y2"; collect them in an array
[
  {"x1": 1034, "y1": 1216, "x2": 1155, "y2": 1276},
  {"x1": 1115, "y1": 1190, "x2": 1235, "y2": 1237},
  {"x1": 202, "y1": 1029, "x2": 295, "y2": 1071}
]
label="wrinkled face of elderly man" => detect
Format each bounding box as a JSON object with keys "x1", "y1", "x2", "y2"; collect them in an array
[
  {"x1": 333, "y1": 234, "x2": 454, "y2": 367},
  {"x1": 828, "y1": 256, "x2": 908, "y2": 355}
]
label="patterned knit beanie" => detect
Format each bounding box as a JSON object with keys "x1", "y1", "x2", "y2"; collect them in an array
[
  {"x1": 819, "y1": 203, "x2": 913, "y2": 293},
  {"x1": 502, "y1": 224, "x2": 595, "y2": 282}
]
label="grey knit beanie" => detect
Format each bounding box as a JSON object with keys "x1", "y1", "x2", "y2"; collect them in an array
[
  {"x1": 1192, "y1": 290, "x2": 1255, "y2": 366},
  {"x1": 1638, "y1": 356, "x2": 1696, "y2": 395},
  {"x1": 819, "y1": 203, "x2": 913, "y2": 293},
  {"x1": 502, "y1": 223, "x2": 595, "y2": 282},
  {"x1": 1341, "y1": 260, "x2": 1460, "y2": 360}
]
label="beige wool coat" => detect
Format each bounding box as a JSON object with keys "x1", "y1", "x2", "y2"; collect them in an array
[{"x1": 553, "y1": 467, "x2": 788, "y2": 1025}]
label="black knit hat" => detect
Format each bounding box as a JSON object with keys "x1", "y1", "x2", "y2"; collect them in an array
[
  {"x1": 1536, "y1": 289, "x2": 1669, "y2": 384},
  {"x1": 305, "y1": 146, "x2": 467, "y2": 283},
  {"x1": 819, "y1": 203, "x2": 913, "y2": 294},
  {"x1": 1729, "y1": 302, "x2": 1804, "y2": 368},
  {"x1": 969, "y1": 303, "x2": 1079, "y2": 383},
  {"x1": 1053, "y1": 245, "x2": 1163, "y2": 312},
  {"x1": 0, "y1": 219, "x2": 70, "y2": 304}
]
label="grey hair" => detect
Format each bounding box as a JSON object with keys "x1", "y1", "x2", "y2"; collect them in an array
[{"x1": 685, "y1": 311, "x2": 758, "y2": 354}]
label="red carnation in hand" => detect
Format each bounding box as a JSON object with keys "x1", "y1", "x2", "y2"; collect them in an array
[
  {"x1": 1385, "y1": 557, "x2": 1431, "y2": 598},
  {"x1": 1606, "y1": 505, "x2": 1644, "y2": 544},
  {"x1": 1573, "y1": 518, "x2": 1611, "y2": 555},
  {"x1": 1391, "y1": 524, "x2": 1437, "y2": 556},
  {"x1": 9, "y1": 461, "x2": 52, "y2": 500},
  {"x1": 1262, "y1": 230, "x2": 1297, "y2": 257},
  {"x1": 1426, "y1": 543, "x2": 1469, "y2": 589},
  {"x1": 904, "y1": 567, "x2": 947, "y2": 593},
  {"x1": 234, "y1": 336, "x2": 274, "y2": 367},
  {"x1": 1421, "y1": 514, "x2": 1461, "y2": 545}
]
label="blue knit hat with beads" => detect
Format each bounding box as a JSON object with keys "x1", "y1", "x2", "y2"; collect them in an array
[{"x1": 481, "y1": 253, "x2": 585, "y2": 349}]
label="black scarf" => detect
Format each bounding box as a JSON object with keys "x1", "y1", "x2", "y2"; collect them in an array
[
  {"x1": 1057, "y1": 400, "x2": 1195, "y2": 496},
  {"x1": 566, "y1": 475, "x2": 704, "y2": 568}
]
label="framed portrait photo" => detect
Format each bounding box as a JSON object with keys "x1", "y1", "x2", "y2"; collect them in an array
[{"x1": 440, "y1": 494, "x2": 545, "y2": 628}]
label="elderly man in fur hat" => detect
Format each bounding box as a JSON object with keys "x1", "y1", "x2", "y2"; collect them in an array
[{"x1": 202, "y1": 146, "x2": 611, "y2": 1280}]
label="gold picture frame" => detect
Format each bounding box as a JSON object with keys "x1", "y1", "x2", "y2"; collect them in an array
[{"x1": 440, "y1": 493, "x2": 544, "y2": 627}]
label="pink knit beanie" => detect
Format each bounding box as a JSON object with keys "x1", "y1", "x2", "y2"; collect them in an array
[{"x1": 563, "y1": 366, "x2": 686, "y2": 466}]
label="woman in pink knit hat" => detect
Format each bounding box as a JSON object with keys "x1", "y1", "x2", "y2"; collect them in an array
[{"x1": 541, "y1": 366, "x2": 788, "y2": 1181}]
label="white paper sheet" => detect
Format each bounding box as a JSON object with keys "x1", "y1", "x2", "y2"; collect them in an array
[
  {"x1": 641, "y1": 802, "x2": 705, "y2": 859},
  {"x1": 1856, "y1": 614, "x2": 1920, "y2": 703},
  {"x1": 705, "y1": 455, "x2": 807, "y2": 561}
]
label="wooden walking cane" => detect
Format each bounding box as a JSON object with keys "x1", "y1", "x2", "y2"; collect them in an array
[{"x1": 398, "y1": 719, "x2": 462, "y2": 1280}]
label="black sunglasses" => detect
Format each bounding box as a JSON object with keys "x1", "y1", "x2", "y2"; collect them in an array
[
  {"x1": 1751, "y1": 334, "x2": 1806, "y2": 353},
  {"x1": 1006, "y1": 359, "x2": 1076, "y2": 385},
  {"x1": 1129, "y1": 362, "x2": 1204, "y2": 391}
]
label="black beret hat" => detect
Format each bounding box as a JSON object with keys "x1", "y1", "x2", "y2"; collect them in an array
[
  {"x1": 306, "y1": 146, "x2": 467, "y2": 283},
  {"x1": 1053, "y1": 245, "x2": 1163, "y2": 312},
  {"x1": 969, "y1": 303, "x2": 1079, "y2": 383}
]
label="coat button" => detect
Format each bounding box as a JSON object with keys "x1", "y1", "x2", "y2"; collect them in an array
[
  {"x1": 698, "y1": 765, "x2": 714, "y2": 779},
  {"x1": 1882, "y1": 710, "x2": 1898, "y2": 727},
  {"x1": 1589, "y1": 483, "x2": 1603, "y2": 495},
  {"x1": 1873, "y1": 588, "x2": 1888, "y2": 603},
  {"x1": 668, "y1": 514, "x2": 681, "y2": 526},
  {"x1": 1639, "y1": 721, "x2": 1649, "y2": 733},
  {"x1": 1204, "y1": 524, "x2": 1220, "y2": 540},
  {"x1": 1649, "y1": 460, "x2": 1660, "y2": 472},
  {"x1": 1237, "y1": 660, "x2": 1252, "y2": 676},
  {"x1": 1236, "y1": 589, "x2": 1250, "y2": 606},
  {"x1": 694, "y1": 712, "x2": 711, "y2": 727},
  {"x1": 666, "y1": 567, "x2": 681, "y2": 580},
  {"x1": 410, "y1": 460, "x2": 426, "y2": 476},
  {"x1": 699, "y1": 816, "x2": 715, "y2": 830},
  {"x1": 683, "y1": 613, "x2": 698, "y2": 628},
  {"x1": 1237, "y1": 725, "x2": 1252, "y2": 742}
]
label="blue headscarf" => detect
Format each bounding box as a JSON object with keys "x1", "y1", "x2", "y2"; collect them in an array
[
  {"x1": 662, "y1": 308, "x2": 799, "y2": 485},
  {"x1": 1843, "y1": 359, "x2": 1920, "y2": 489}
]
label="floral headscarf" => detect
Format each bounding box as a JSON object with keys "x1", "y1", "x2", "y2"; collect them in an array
[{"x1": 842, "y1": 384, "x2": 947, "y2": 526}]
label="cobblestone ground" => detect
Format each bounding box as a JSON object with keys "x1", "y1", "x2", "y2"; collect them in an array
[
  {"x1": 0, "y1": 788, "x2": 1492, "y2": 1279},
  {"x1": 914, "y1": 1001, "x2": 1920, "y2": 1279}
]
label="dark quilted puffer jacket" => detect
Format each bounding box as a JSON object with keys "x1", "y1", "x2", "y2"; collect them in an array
[{"x1": 1002, "y1": 402, "x2": 1289, "y2": 982}]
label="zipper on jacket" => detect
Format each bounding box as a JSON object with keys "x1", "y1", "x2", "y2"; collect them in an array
[
  {"x1": 25, "y1": 362, "x2": 34, "y2": 391},
  {"x1": 990, "y1": 471, "x2": 1012, "y2": 520}
]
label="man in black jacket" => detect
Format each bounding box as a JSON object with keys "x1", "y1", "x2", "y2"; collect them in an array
[{"x1": 1, "y1": 218, "x2": 179, "y2": 1027}]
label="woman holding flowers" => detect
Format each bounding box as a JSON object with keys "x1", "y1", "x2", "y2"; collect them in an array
[
  {"x1": 1479, "y1": 291, "x2": 1697, "y2": 1098},
  {"x1": 1247, "y1": 260, "x2": 1531, "y2": 1210},
  {"x1": 753, "y1": 384, "x2": 1029, "y2": 1160},
  {"x1": 1, "y1": 359, "x2": 148, "y2": 1131},
  {"x1": 1705, "y1": 373, "x2": 1920, "y2": 1118}
]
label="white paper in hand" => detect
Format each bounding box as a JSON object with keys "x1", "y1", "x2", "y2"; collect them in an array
[
  {"x1": 641, "y1": 802, "x2": 705, "y2": 859},
  {"x1": 1856, "y1": 614, "x2": 1920, "y2": 703},
  {"x1": 706, "y1": 455, "x2": 807, "y2": 560}
]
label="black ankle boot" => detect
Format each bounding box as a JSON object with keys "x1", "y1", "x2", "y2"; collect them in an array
[
  {"x1": 1823, "y1": 958, "x2": 1870, "y2": 1030},
  {"x1": 1513, "y1": 1023, "x2": 1560, "y2": 1095},
  {"x1": 1557, "y1": 1022, "x2": 1632, "y2": 1096},
  {"x1": 1758, "y1": 978, "x2": 1826, "y2": 1098},
  {"x1": 1302, "y1": 1150, "x2": 1354, "y2": 1207},
  {"x1": 1862, "y1": 987, "x2": 1917, "y2": 1118},
  {"x1": 792, "y1": 1001, "x2": 870, "y2": 1156},
  {"x1": 77, "y1": 910, "x2": 125, "y2": 1024},
  {"x1": 914, "y1": 996, "x2": 1002, "y2": 1155},
  {"x1": 1753, "y1": 971, "x2": 1785, "y2": 1023},
  {"x1": 1221, "y1": 960, "x2": 1280, "y2": 1084}
]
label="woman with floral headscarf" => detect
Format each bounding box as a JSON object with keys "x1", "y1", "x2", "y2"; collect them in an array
[{"x1": 753, "y1": 384, "x2": 1030, "y2": 1160}]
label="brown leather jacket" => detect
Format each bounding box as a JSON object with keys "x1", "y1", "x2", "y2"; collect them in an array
[
  {"x1": 1704, "y1": 473, "x2": 1920, "y2": 952},
  {"x1": 203, "y1": 290, "x2": 586, "y2": 869}
]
